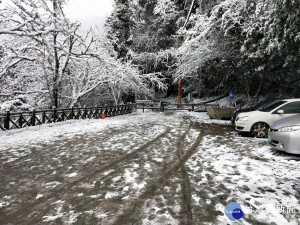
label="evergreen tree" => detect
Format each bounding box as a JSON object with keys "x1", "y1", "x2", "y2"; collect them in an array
[
  {"x1": 106, "y1": 0, "x2": 135, "y2": 59},
  {"x1": 106, "y1": 0, "x2": 300, "y2": 99}
]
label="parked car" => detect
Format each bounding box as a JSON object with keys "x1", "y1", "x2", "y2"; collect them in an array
[
  {"x1": 235, "y1": 99, "x2": 300, "y2": 138},
  {"x1": 268, "y1": 115, "x2": 300, "y2": 154},
  {"x1": 231, "y1": 98, "x2": 281, "y2": 125}
]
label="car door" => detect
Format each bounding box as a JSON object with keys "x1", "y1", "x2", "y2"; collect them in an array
[{"x1": 272, "y1": 101, "x2": 300, "y2": 123}]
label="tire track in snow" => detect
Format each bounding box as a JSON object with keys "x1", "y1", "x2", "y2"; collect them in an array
[
  {"x1": 1, "y1": 128, "x2": 171, "y2": 224},
  {"x1": 112, "y1": 125, "x2": 205, "y2": 225},
  {"x1": 71, "y1": 127, "x2": 171, "y2": 184},
  {"x1": 176, "y1": 121, "x2": 193, "y2": 225}
]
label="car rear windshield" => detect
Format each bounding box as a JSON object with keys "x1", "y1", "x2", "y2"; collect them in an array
[{"x1": 259, "y1": 100, "x2": 287, "y2": 112}]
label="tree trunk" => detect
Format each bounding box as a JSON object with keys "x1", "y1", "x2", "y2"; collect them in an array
[
  {"x1": 52, "y1": 0, "x2": 59, "y2": 108},
  {"x1": 183, "y1": 0, "x2": 196, "y2": 29},
  {"x1": 246, "y1": 79, "x2": 262, "y2": 109}
]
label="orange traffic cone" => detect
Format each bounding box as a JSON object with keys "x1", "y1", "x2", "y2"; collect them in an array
[{"x1": 101, "y1": 110, "x2": 105, "y2": 119}]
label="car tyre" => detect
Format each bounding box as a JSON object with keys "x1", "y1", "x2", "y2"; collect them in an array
[{"x1": 250, "y1": 122, "x2": 270, "y2": 138}]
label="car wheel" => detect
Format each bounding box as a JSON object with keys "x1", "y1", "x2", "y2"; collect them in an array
[{"x1": 250, "y1": 122, "x2": 270, "y2": 138}]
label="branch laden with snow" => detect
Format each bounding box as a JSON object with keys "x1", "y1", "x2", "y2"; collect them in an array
[{"x1": 0, "y1": 1, "x2": 167, "y2": 108}]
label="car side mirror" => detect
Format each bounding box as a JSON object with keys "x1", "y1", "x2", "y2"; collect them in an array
[{"x1": 277, "y1": 109, "x2": 284, "y2": 114}]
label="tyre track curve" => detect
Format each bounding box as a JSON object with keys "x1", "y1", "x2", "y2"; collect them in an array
[
  {"x1": 112, "y1": 126, "x2": 205, "y2": 225},
  {"x1": 1, "y1": 128, "x2": 171, "y2": 224}
]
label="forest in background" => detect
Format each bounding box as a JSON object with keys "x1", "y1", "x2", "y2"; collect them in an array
[
  {"x1": 106, "y1": 0, "x2": 300, "y2": 103},
  {"x1": 0, "y1": 0, "x2": 300, "y2": 112}
]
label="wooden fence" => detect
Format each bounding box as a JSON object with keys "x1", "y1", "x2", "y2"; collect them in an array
[
  {"x1": 0, "y1": 100, "x2": 215, "y2": 131},
  {"x1": 0, "y1": 104, "x2": 135, "y2": 131}
]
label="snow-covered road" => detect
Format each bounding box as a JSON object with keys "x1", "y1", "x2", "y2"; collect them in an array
[{"x1": 0, "y1": 111, "x2": 299, "y2": 225}]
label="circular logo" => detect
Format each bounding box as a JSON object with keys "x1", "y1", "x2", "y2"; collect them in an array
[{"x1": 224, "y1": 202, "x2": 244, "y2": 219}]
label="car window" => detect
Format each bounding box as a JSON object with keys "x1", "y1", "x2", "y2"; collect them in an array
[
  {"x1": 278, "y1": 101, "x2": 300, "y2": 114},
  {"x1": 255, "y1": 99, "x2": 277, "y2": 110},
  {"x1": 259, "y1": 100, "x2": 286, "y2": 112}
]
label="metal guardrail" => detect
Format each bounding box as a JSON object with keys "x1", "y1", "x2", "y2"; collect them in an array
[{"x1": 135, "y1": 102, "x2": 206, "y2": 113}]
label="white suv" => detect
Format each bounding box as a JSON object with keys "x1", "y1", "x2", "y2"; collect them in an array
[{"x1": 235, "y1": 99, "x2": 300, "y2": 138}]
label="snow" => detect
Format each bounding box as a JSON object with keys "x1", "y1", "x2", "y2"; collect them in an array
[
  {"x1": 0, "y1": 111, "x2": 177, "y2": 151},
  {"x1": 186, "y1": 111, "x2": 232, "y2": 125},
  {"x1": 0, "y1": 201, "x2": 10, "y2": 208},
  {"x1": 0, "y1": 111, "x2": 299, "y2": 224},
  {"x1": 0, "y1": 113, "x2": 135, "y2": 150},
  {"x1": 186, "y1": 133, "x2": 300, "y2": 225},
  {"x1": 42, "y1": 200, "x2": 81, "y2": 223},
  {"x1": 104, "y1": 192, "x2": 119, "y2": 199},
  {"x1": 123, "y1": 168, "x2": 146, "y2": 190},
  {"x1": 36, "y1": 194, "x2": 44, "y2": 200},
  {"x1": 66, "y1": 172, "x2": 78, "y2": 178},
  {"x1": 43, "y1": 181, "x2": 62, "y2": 189},
  {"x1": 0, "y1": 98, "x2": 32, "y2": 113}
]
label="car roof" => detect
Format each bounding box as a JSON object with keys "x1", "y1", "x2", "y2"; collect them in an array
[{"x1": 281, "y1": 98, "x2": 300, "y2": 102}]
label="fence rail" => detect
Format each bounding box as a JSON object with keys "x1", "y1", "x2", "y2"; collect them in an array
[
  {"x1": 136, "y1": 102, "x2": 207, "y2": 112},
  {"x1": 0, "y1": 102, "x2": 209, "y2": 131},
  {"x1": 0, "y1": 104, "x2": 135, "y2": 131}
]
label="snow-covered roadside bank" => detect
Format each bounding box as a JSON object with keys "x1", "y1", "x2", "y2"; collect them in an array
[
  {"x1": 0, "y1": 113, "x2": 134, "y2": 150},
  {"x1": 0, "y1": 111, "x2": 163, "y2": 149},
  {"x1": 185, "y1": 111, "x2": 232, "y2": 125},
  {"x1": 0, "y1": 111, "x2": 229, "y2": 150}
]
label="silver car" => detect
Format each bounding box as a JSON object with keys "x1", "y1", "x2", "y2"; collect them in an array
[{"x1": 268, "y1": 115, "x2": 300, "y2": 154}]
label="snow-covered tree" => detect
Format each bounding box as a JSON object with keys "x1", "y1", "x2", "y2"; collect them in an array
[
  {"x1": 177, "y1": 0, "x2": 300, "y2": 99},
  {"x1": 106, "y1": 0, "x2": 135, "y2": 59},
  {"x1": 0, "y1": 0, "x2": 82, "y2": 108},
  {"x1": 62, "y1": 29, "x2": 167, "y2": 106},
  {"x1": 0, "y1": 0, "x2": 167, "y2": 109},
  {"x1": 106, "y1": 0, "x2": 189, "y2": 96}
]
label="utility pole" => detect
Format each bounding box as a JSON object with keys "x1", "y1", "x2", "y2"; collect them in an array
[
  {"x1": 178, "y1": 35, "x2": 183, "y2": 108},
  {"x1": 176, "y1": 0, "x2": 195, "y2": 108},
  {"x1": 171, "y1": 34, "x2": 184, "y2": 108}
]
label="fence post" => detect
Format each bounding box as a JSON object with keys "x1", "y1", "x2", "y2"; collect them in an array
[
  {"x1": 87, "y1": 107, "x2": 91, "y2": 119},
  {"x1": 161, "y1": 102, "x2": 164, "y2": 112},
  {"x1": 70, "y1": 107, "x2": 74, "y2": 119},
  {"x1": 143, "y1": 103, "x2": 145, "y2": 113},
  {"x1": 82, "y1": 107, "x2": 85, "y2": 119},
  {"x1": 4, "y1": 111, "x2": 10, "y2": 130},
  {"x1": 192, "y1": 104, "x2": 195, "y2": 112},
  {"x1": 18, "y1": 113, "x2": 23, "y2": 128},
  {"x1": 42, "y1": 111, "x2": 46, "y2": 124},
  {"x1": 53, "y1": 108, "x2": 57, "y2": 123},
  {"x1": 31, "y1": 109, "x2": 36, "y2": 126},
  {"x1": 62, "y1": 109, "x2": 65, "y2": 121},
  {"x1": 89, "y1": 107, "x2": 92, "y2": 118},
  {"x1": 95, "y1": 106, "x2": 98, "y2": 119}
]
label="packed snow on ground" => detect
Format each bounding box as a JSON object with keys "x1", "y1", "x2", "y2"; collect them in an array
[
  {"x1": 0, "y1": 110, "x2": 167, "y2": 149},
  {"x1": 186, "y1": 134, "x2": 300, "y2": 225},
  {"x1": 0, "y1": 110, "x2": 299, "y2": 225},
  {"x1": 0, "y1": 110, "x2": 221, "y2": 149}
]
